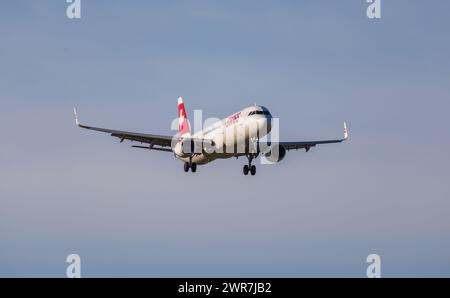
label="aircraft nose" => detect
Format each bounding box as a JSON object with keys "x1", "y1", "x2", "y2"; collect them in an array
[{"x1": 258, "y1": 117, "x2": 272, "y2": 134}]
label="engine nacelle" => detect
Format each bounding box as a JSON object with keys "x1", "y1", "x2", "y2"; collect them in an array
[
  {"x1": 264, "y1": 144, "x2": 286, "y2": 163},
  {"x1": 174, "y1": 139, "x2": 210, "y2": 157},
  {"x1": 173, "y1": 140, "x2": 192, "y2": 158}
]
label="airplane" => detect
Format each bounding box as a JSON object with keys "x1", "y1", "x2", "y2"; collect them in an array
[{"x1": 74, "y1": 97, "x2": 348, "y2": 175}]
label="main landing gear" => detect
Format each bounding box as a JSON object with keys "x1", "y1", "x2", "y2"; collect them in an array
[
  {"x1": 184, "y1": 162, "x2": 197, "y2": 173},
  {"x1": 243, "y1": 154, "x2": 257, "y2": 176}
]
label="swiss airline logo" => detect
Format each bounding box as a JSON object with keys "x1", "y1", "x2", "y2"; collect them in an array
[{"x1": 177, "y1": 97, "x2": 190, "y2": 136}]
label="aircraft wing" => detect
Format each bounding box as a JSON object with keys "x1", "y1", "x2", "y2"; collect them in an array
[
  {"x1": 74, "y1": 108, "x2": 173, "y2": 150},
  {"x1": 278, "y1": 122, "x2": 349, "y2": 152},
  {"x1": 74, "y1": 108, "x2": 215, "y2": 153}
]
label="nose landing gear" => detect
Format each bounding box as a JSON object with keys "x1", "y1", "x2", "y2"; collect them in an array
[{"x1": 243, "y1": 154, "x2": 257, "y2": 176}]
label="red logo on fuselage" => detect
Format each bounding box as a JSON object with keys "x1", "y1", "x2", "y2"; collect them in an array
[{"x1": 225, "y1": 112, "x2": 241, "y2": 127}]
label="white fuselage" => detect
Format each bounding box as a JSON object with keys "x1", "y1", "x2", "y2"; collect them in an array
[{"x1": 175, "y1": 105, "x2": 272, "y2": 165}]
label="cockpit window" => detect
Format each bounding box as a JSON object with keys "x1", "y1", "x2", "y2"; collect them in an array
[{"x1": 248, "y1": 110, "x2": 271, "y2": 116}]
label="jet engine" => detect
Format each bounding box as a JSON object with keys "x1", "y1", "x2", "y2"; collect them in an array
[
  {"x1": 174, "y1": 138, "x2": 211, "y2": 157},
  {"x1": 264, "y1": 144, "x2": 286, "y2": 163},
  {"x1": 173, "y1": 140, "x2": 193, "y2": 158}
]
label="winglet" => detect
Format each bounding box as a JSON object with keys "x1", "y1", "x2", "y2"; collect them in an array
[
  {"x1": 74, "y1": 108, "x2": 80, "y2": 126},
  {"x1": 343, "y1": 121, "x2": 349, "y2": 140}
]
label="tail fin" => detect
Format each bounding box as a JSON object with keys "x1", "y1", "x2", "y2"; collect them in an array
[{"x1": 177, "y1": 97, "x2": 190, "y2": 137}]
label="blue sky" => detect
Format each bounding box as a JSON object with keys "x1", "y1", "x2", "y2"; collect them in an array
[{"x1": 1, "y1": 0, "x2": 450, "y2": 277}]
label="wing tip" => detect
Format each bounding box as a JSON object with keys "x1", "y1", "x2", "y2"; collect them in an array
[
  {"x1": 343, "y1": 121, "x2": 349, "y2": 140},
  {"x1": 74, "y1": 107, "x2": 80, "y2": 126}
]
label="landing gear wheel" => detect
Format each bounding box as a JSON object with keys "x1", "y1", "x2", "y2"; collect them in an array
[
  {"x1": 250, "y1": 165, "x2": 256, "y2": 176},
  {"x1": 243, "y1": 165, "x2": 249, "y2": 175},
  {"x1": 243, "y1": 153, "x2": 258, "y2": 176},
  {"x1": 191, "y1": 163, "x2": 197, "y2": 173},
  {"x1": 184, "y1": 162, "x2": 190, "y2": 172}
]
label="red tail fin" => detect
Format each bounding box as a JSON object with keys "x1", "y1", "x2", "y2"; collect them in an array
[{"x1": 177, "y1": 97, "x2": 190, "y2": 136}]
